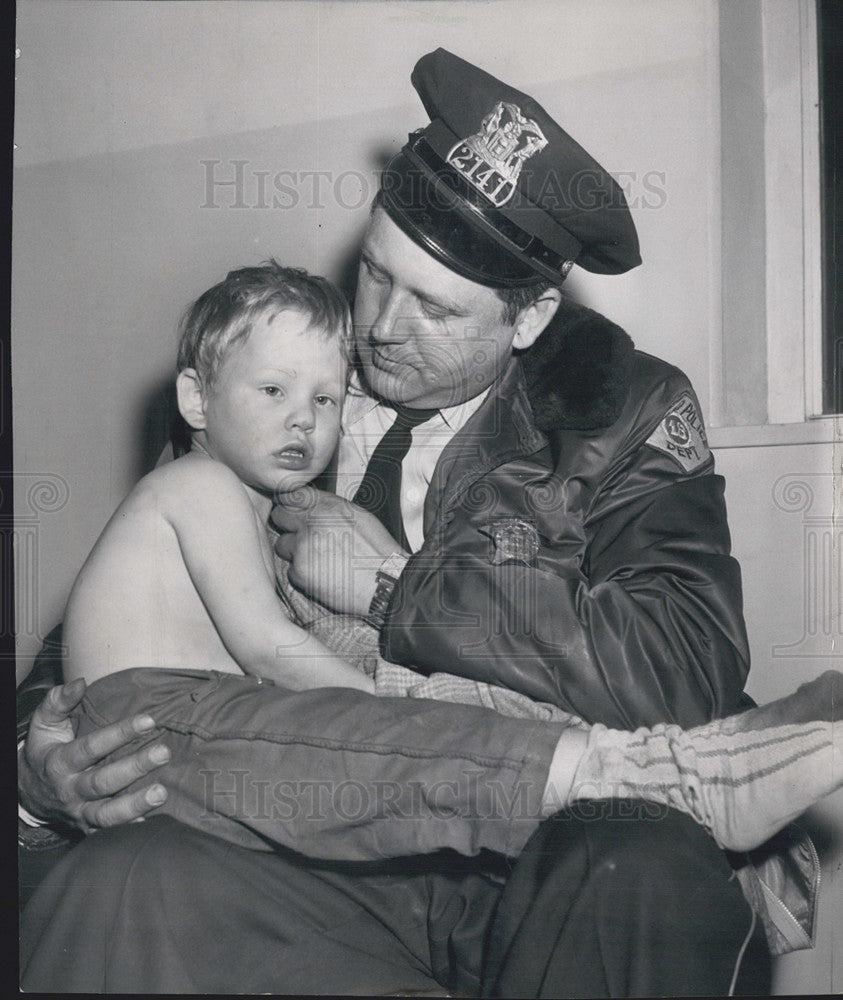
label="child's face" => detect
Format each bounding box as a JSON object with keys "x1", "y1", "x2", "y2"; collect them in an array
[{"x1": 200, "y1": 308, "x2": 346, "y2": 495}]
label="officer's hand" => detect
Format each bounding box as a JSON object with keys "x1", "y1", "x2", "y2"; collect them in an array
[
  {"x1": 19, "y1": 679, "x2": 170, "y2": 833},
  {"x1": 272, "y1": 486, "x2": 404, "y2": 616}
]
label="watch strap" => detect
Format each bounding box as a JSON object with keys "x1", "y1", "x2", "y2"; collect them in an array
[{"x1": 365, "y1": 552, "x2": 409, "y2": 629}]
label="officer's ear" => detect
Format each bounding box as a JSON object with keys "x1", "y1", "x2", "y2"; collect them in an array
[
  {"x1": 176, "y1": 368, "x2": 208, "y2": 430},
  {"x1": 512, "y1": 288, "x2": 562, "y2": 350}
]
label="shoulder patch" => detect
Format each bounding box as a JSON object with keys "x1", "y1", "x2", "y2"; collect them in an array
[{"x1": 644, "y1": 392, "x2": 711, "y2": 473}]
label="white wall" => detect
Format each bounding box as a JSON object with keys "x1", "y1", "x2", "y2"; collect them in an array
[
  {"x1": 717, "y1": 441, "x2": 842, "y2": 996},
  {"x1": 13, "y1": 1, "x2": 840, "y2": 992}
]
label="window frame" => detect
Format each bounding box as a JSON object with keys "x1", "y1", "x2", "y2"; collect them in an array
[{"x1": 709, "y1": 0, "x2": 828, "y2": 448}]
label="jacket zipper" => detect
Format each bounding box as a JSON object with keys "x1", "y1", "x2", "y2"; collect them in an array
[{"x1": 762, "y1": 833, "x2": 821, "y2": 939}]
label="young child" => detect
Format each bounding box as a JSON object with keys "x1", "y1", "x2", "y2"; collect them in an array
[
  {"x1": 63, "y1": 263, "x2": 373, "y2": 695},
  {"x1": 62, "y1": 261, "x2": 841, "y2": 874}
]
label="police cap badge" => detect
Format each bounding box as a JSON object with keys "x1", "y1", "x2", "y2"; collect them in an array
[{"x1": 379, "y1": 48, "x2": 641, "y2": 288}]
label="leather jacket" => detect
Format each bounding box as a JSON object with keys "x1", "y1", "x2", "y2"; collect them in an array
[{"x1": 382, "y1": 295, "x2": 750, "y2": 730}]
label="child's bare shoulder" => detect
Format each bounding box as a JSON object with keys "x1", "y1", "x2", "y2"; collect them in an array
[{"x1": 128, "y1": 453, "x2": 250, "y2": 521}]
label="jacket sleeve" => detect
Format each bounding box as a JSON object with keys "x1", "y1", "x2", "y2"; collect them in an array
[{"x1": 380, "y1": 385, "x2": 750, "y2": 731}]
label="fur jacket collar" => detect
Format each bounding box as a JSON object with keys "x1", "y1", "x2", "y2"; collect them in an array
[{"x1": 519, "y1": 295, "x2": 635, "y2": 433}]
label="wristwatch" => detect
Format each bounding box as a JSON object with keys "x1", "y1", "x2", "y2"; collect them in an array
[{"x1": 365, "y1": 552, "x2": 409, "y2": 629}]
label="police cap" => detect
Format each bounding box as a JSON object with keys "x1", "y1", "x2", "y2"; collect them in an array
[{"x1": 379, "y1": 48, "x2": 641, "y2": 287}]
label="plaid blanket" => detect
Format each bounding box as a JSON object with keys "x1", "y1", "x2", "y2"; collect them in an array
[{"x1": 275, "y1": 554, "x2": 587, "y2": 728}]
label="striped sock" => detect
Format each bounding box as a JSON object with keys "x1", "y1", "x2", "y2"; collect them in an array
[{"x1": 569, "y1": 672, "x2": 841, "y2": 851}]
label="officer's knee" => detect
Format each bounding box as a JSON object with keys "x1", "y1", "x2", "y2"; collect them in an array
[{"x1": 549, "y1": 800, "x2": 730, "y2": 894}]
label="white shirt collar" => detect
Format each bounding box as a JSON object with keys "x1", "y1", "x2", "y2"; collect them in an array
[{"x1": 342, "y1": 373, "x2": 490, "y2": 434}]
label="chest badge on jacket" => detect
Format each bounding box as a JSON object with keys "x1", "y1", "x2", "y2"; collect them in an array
[{"x1": 481, "y1": 517, "x2": 541, "y2": 565}]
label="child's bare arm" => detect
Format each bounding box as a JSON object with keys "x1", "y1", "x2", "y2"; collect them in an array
[{"x1": 161, "y1": 459, "x2": 374, "y2": 692}]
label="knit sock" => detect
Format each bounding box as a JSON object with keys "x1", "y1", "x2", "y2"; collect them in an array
[{"x1": 566, "y1": 670, "x2": 841, "y2": 851}]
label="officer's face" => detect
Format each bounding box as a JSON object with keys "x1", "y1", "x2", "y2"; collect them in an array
[{"x1": 353, "y1": 207, "x2": 519, "y2": 409}]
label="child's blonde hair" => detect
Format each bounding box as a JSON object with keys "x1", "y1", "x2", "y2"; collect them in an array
[{"x1": 177, "y1": 260, "x2": 351, "y2": 388}]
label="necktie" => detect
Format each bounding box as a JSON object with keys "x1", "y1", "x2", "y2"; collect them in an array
[{"x1": 353, "y1": 405, "x2": 438, "y2": 551}]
